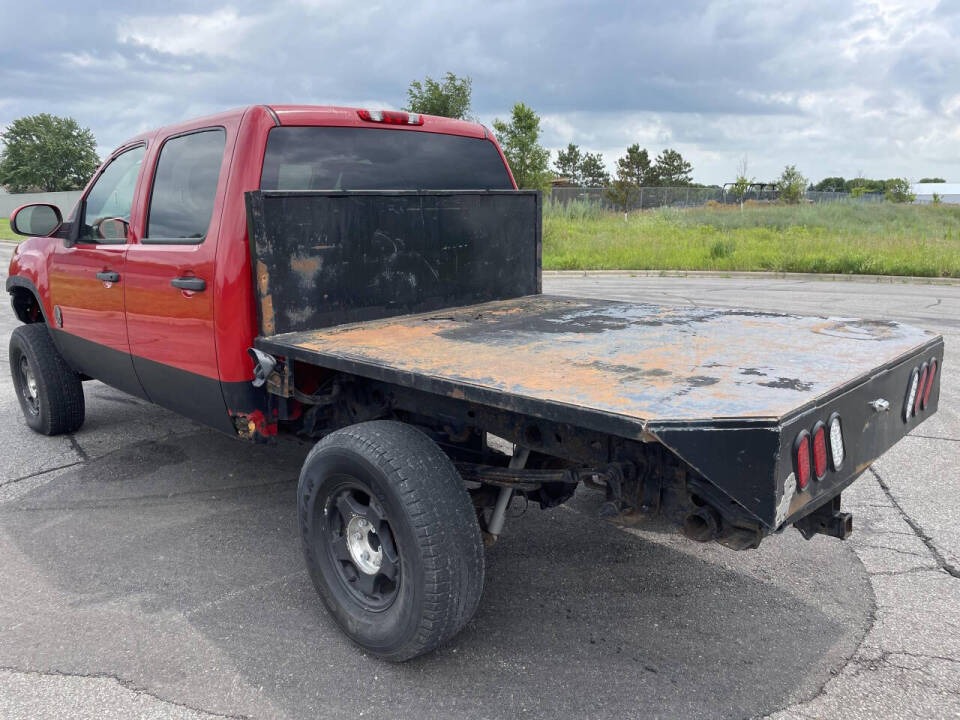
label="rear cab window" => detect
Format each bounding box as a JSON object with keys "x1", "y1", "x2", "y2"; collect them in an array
[
  {"x1": 260, "y1": 127, "x2": 513, "y2": 190},
  {"x1": 146, "y1": 128, "x2": 226, "y2": 243}
]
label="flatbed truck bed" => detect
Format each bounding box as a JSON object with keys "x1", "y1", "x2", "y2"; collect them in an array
[{"x1": 248, "y1": 189, "x2": 943, "y2": 537}]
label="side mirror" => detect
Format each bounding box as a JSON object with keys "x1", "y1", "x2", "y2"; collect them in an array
[
  {"x1": 93, "y1": 216, "x2": 130, "y2": 242},
  {"x1": 10, "y1": 203, "x2": 63, "y2": 237}
]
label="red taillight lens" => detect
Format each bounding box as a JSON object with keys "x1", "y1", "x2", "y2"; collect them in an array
[
  {"x1": 922, "y1": 358, "x2": 937, "y2": 410},
  {"x1": 914, "y1": 363, "x2": 928, "y2": 416},
  {"x1": 357, "y1": 109, "x2": 424, "y2": 125},
  {"x1": 795, "y1": 432, "x2": 811, "y2": 490},
  {"x1": 812, "y1": 423, "x2": 828, "y2": 480}
]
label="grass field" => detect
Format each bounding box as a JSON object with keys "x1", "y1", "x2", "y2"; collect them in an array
[
  {"x1": 4, "y1": 203, "x2": 960, "y2": 277},
  {"x1": 0, "y1": 219, "x2": 17, "y2": 242},
  {"x1": 543, "y1": 201, "x2": 960, "y2": 277}
]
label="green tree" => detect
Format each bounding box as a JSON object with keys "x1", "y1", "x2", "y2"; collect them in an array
[
  {"x1": 0, "y1": 114, "x2": 99, "y2": 192},
  {"x1": 492, "y1": 103, "x2": 551, "y2": 190},
  {"x1": 604, "y1": 144, "x2": 650, "y2": 211},
  {"x1": 932, "y1": 192, "x2": 943, "y2": 205},
  {"x1": 652, "y1": 148, "x2": 693, "y2": 186},
  {"x1": 553, "y1": 143, "x2": 583, "y2": 185},
  {"x1": 579, "y1": 152, "x2": 610, "y2": 187},
  {"x1": 730, "y1": 157, "x2": 753, "y2": 210},
  {"x1": 884, "y1": 178, "x2": 915, "y2": 203},
  {"x1": 919, "y1": 177, "x2": 946, "y2": 183},
  {"x1": 777, "y1": 165, "x2": 807, "y2": 204},
  {"x1": 848, "y1": 177, "x2": 886, "y2": 194},
  {"x1": 613, "y1": 144, "x2": 652, "y2": 187},
  {"x1": 404, "y1": 72, "x2": 473, "y2": 119},
  {"x1": 813, "y1": 176, "x2": 847, "y2": 192}
]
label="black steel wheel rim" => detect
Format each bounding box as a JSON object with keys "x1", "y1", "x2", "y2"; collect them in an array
[
  {"x1": 322, "y1": 478, "x2": 401, "y2": 612},
  {"x1": 18, "y1": 355, "x2": 40, "y2": 416}
]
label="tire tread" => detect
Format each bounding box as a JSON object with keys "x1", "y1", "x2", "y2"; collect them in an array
[
  {"x1": 9, "y1": 324, "x2": 85, "y2": 435},
  {"x1": 301, "y1": 420, "x2": 484, "y2": 660}
]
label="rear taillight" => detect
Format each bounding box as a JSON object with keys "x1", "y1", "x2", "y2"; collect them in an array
[
  {"x1": 827, "y1": 413, "x2": 844, "y2": 470},
  {"x1": 904, "y1": 367, "x2": 920, "y2": 422},
  {"x1": 812, "y1": 422, "x2": 828, "y2": 481},
  {"x1": 794, "y1": 431, "x2": 811, "y2": 490},
  {"x1": 922, "y1": 358, "x2": 937, "y2": 410},
  {"x1": 357, "y1": 109, "x2": 424, "y2": 125}
]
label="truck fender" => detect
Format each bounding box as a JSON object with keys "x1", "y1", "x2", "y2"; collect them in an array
[
  {"x1": 6, "y1": 275, "x2": 49, "y2": 325},
  {"x1": 6, "y1": 238, "x2": 55, "y2": 325}
]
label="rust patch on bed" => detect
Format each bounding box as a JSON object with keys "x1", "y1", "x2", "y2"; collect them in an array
[{"x1": 278, "y1": 295, "x2": 937, "y2": 423}]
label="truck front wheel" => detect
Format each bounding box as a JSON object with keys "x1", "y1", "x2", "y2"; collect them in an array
[
  {"x1": 298, "y1": 420, "x2": 484, "y2": 661},
  {"x1": 9, "y1": 324, "x2": 85, "y2": 436}
]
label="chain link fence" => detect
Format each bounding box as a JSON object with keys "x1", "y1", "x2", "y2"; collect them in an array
[{"x1": 548, "y1": 186, "x2": 883, "y2": 210}]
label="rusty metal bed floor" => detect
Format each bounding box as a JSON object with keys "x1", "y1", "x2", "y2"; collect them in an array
[{"x1": 255, "y1": 295, "x2": 940, "y2": 438}]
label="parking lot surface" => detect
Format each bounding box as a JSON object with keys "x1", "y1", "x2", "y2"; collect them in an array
[{"x1": 1, "y1": 244, "x2": 958, "y2": 719}]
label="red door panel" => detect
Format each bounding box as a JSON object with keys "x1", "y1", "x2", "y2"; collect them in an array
[
  {"x1": 124, "y1": 244, "x2": 217, "y2": 377},
  {"x1": 48, "y1": 144, "x2": 147, "y2": 399},
  {"x1": 50, "y1": 245, "x2": 128, "y2": 352}
]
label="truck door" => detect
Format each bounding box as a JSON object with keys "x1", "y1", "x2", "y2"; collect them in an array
[
  {"x1": 49, "y1": 143, "x2": 147, "y2": 399},
  {"x1": 122, "y1": 127, "x2": 234, "y2": 433}
]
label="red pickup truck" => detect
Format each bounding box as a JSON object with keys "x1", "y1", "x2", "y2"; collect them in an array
[{"x1": 7, "y1": 105, "x2": 944, "y2": 661}]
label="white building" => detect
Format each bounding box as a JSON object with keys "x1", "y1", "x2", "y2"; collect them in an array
[{"x1": 912, "y1": 183, "x2": 960, "y2": 204}]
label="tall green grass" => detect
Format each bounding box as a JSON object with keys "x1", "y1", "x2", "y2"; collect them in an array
[
  {"x1": 0, "y1": 219, "x2": 17, "y2": 242},
  {"x1": 543, "y1": 201, "x2": 960, "y2": 277}
]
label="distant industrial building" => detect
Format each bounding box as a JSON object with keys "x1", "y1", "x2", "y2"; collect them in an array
[{"x1": 912, "y1": 183, "x2": 960, "y2": 204}]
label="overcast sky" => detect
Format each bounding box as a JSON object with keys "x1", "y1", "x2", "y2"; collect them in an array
[{"x1": 2, "y1": 0, "x2": 958, "y2": 185}]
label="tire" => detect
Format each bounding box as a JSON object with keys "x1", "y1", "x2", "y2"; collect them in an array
[
  {"x1": 298, "y1": 420, "x2": 484, "y2": 661},
  {"x1": 9, "y1": 323, "x2": 85, "y2": 435}
]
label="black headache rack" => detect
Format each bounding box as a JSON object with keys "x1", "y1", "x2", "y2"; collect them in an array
[
  {"x1": 245, "y1": 190, "x2": 944, "y2": 545},
  {"x1": 245, "y1": 190, "x2": 542, "y2": 335}
]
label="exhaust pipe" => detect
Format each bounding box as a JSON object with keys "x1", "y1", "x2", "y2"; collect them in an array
[{"x1": 683, "y1": 507, "x2": 721, "y2": 543}]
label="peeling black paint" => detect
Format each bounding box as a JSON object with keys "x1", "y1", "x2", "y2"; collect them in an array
[{"x1": 759, "y1": 377, "x2": 815, "y2": 392}]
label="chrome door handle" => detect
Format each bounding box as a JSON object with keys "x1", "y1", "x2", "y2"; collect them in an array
[{"x1": 96, "y1": 271, "x2": 120, "y2": 283}]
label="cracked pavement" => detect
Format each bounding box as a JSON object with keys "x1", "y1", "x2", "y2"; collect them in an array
[{"x1": 0, "y1": 244, "x2": 958, "y2": 719}]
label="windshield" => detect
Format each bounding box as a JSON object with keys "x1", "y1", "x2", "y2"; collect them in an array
[{"x1": 260, "y1": 126, "x2": 513, "y2": 191}]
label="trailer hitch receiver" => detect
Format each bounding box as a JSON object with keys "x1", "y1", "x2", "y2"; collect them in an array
[{"x1": 793, "y1": 495, "x2": 853, "y2": 540}]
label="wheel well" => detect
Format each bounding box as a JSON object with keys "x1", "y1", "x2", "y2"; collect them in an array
[{"x1": 10, "y1": 287, "x2": 45, "y2": 324}]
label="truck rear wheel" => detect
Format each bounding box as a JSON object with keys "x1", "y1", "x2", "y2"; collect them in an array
[
  {"x1": 9, "y1": 324, "x2": 85, "y2": 436},
  {"x1": 298, "y1": 420, "x2": 484, "y2": 661}
]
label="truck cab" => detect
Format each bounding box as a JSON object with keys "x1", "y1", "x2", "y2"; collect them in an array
[{"x1": 7, "y1": 105, "x2": 515, "y2": 435}]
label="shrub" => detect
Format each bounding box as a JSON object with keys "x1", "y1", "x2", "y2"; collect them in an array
[
  {"x1": 884, "y1": 178, "x2": 916, "y2": 204},
  {"x1": 777, "y1": 165, "x2": 807, "y2": 204}
]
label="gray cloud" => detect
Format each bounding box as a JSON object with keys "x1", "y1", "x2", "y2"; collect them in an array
[{"x1": 1, "y1": 0, "x2": 959, "y2": 184}]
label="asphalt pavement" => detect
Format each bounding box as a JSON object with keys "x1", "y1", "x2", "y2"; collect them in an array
[{"x1": 1, "y1": 244, "x2": 958, "y2": 719}]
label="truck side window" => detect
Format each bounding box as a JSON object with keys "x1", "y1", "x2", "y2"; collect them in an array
[
  {"x1": 79, "y1": 145, "x2": 145, "y2": 244},
  {"x1": 145, "y1": 128, "x2": 226, "y2": 243}
]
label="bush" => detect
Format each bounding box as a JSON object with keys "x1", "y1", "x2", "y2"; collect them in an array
[
  {"x1": 709, "y1": 238, "x2": 736, "y2": 259},
  {"x1": 884, "y1": 178, "x2": 916, "y2": 204},
  {"x1": 777, "y1": 165, "x2": 807, "y2": 204}
]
